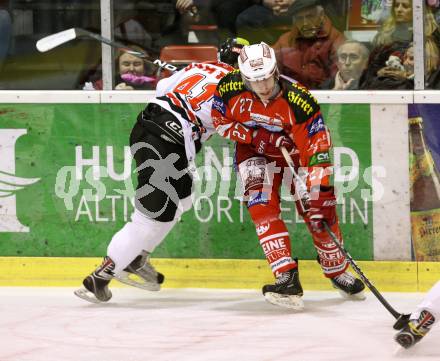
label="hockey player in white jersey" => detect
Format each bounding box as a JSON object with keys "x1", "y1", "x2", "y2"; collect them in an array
[
  {"x1": 394, "y1": 280, "x2": 440, "y2": 348},
  {"x1": 75, "y1": 38, "x2": 249, "y2": 303}
]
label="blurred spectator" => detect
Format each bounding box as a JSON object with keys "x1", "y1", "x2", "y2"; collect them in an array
[
  {"x1": 360, "y1": 42, "x2": 413, "y2": 89},
  {"x1": 236, "y1": 0, "x2": 296, "y2": 44},
  {"x1": 0, "y1": 6, "x2": 11, "y2": 72},
  {"x1": 362, "y1": 2, "x2": 440, "y2": 89},
  {"x1": 83, "y1": 46, "x2": 157, "y2": 90},
  {"x1": 211, "y1": 0, "x2": 254, "y2": 37},
  {"x1": 272, "y1": 0, "x2": 345, "y2": 89},
  {"x1": 320, "y1": 0, "x2": 349, "y2": 32},
  {"x1": 376, "y1": 45, "x2": 413, "y2": 80},
  {"x1": 155, "y1": 0, "x2": 217, "y2": 48},
  {"x1": 176, "y1": 0, "x2": 220, "y2": 44},
  {"x1": 321, "y1": 40, "x2": 370, "y2": 90},
  {"x1": 175, "y1": 0, "x2": 198, "y2": 16},
  {"x1": 402, "y1": 43, "x2": 414, "y2": 77},
  {"x1": 115, "y1": 16, "x2": 153, "y2": 51},
  {"x1": 424, "y1": 7, "x2": 440, "y2": 77},
  {"x1": 426, "y1": 4, "x2": 440, "y2": 88},
  {"x1": 372, "y1": 0, "x2": 413, "y2": 48}
]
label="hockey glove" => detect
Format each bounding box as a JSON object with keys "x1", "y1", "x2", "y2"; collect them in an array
[
  {"x1": 307, "y1": 186, "x2": 337, "y2": 232},
  {"x1": 251, "y1": 127, "x2": 293, "y2": 155}
]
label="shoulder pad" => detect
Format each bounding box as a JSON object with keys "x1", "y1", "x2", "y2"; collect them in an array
[
  {"x1": 281, "y1": 79, "x2": 320, "y2": 124},
  {"x1": 216, "y1": 70, "x2": 245, "y2": 103}
]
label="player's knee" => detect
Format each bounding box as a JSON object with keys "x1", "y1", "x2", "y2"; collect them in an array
[
  {"x1": 248, "y1": 203, "x2": 279, "y2": 225},
  {"x1": 132, "y1": 209, "x2": 177, "y2": 250}
]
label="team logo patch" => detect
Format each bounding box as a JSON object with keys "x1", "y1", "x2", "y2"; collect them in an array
[
  {"x1": 212, "y1": 95, "x2": 226, "y2": 115},
  {"x1": 247, "y1": 191, "x2": 269, "y2": 208},
  {"x1": 309, "y1": 151, "x2": 330, "y2": 166},
  {"x1": 307, "y1": 115, "x2": 325, "y2": 137},
  {"x1": 250, "y1": 58, "x2": 264, "y2": 68},
  {"x1": 256, "y1": 222, "x2": 270, "y2": 236},
  {"x1": 165, "y1": 120, "x2": 184, "y2": 136}
]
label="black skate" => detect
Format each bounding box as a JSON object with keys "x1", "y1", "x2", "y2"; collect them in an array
[
  {"x1": 395, "y1": 310, "x2": 435, "y2": 349},
  {"x1": 330, "y1": 271, "x2": 366, "y2": 300},
  {"x1": 262, "y1": 267, "x2": 304, "y2": 310},
  {"x1": 114, "y1": 251, "x2": 164, "y2": 291},
  {"x1": 74, "y1": 257, "x2": 114, "y2": 303}
]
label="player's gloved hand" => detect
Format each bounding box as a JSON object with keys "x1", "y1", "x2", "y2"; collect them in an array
[
  {"x1": 251, "y1": 127, "x2": 294, "y2": 155},
  {"x1": 307, "y1": 186, "x2": 337, "y2": 232}
]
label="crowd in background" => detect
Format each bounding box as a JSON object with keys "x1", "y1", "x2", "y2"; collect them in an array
[{"x1": 0, "y1": 0, "x2": 440, "y2": 90}]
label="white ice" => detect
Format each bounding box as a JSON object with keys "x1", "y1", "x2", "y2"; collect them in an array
[{"x1": 0, "y1": 287, "x2": 438, "y2": 361}]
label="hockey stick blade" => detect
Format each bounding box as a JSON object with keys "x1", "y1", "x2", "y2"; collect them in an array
[
  {"x1": 36, "y1": 27, "x2": 143, "y2": 55},
  {"x1": 36, "y1": 28, "x2": 177, "y2": 73},
  {"x1": 393, "y1": 313, "x2": 411, "y2": 330},
  {"x1": 36, "y1": 28, "x2": 77, "y2": 52}
]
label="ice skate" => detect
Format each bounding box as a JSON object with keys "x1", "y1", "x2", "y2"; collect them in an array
[
  {"x1": 74, "y1": 257, "x2": 114, "y2": 303},
  {"x1": 395, "y1": 310, "x2": 435, "y2": 349},
  {"x1": 330, "y1": 271, "x2": 366, "y2": 300},
  {"x1": 114, "y1": 251, "x2": 164, "y2": 291},
  {"x1": 262, "y1": 267, "x2": 304, "y2": 310}
]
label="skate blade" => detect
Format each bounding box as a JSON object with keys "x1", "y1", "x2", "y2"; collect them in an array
[
  {"x1": 264, "y1": 292, "x2": 304, "y2": 310},
  {"x1": 74, "y1": 288, "x2": 103, "y2": 304},
  {"x1": 337, "y1": 289, "x2": 366, "y2": 300},
  {"x1": 114, "y1": 272, "x2": 161, "y2": 291}
]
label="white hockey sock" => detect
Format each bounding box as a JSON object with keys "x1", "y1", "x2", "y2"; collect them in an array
[
  {"x1": 106, "y1": 195, "x2": 193, "y2": 275},
  {"x1": 107, "y1": 209, "x2": 177, "y2": 275},
  {"x1": 411, "y1": 280, "x2": 440, "y2": 321}
]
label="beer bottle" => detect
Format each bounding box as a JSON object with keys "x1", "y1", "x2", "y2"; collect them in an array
[{"x1": 409, "y1": 104, "x2": 440, "y2": 261}]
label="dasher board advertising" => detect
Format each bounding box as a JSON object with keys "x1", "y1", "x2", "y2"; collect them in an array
[
  {"x1": 409, "y1": 104, "x2": 440, "y2": 261},
  {"x1": 0, "y1": 104, "x2": 372, "y2": 260}
]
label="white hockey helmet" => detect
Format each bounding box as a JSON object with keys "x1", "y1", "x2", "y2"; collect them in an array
[{"x1": 238, "y1": 42, "x2": 278, "y2": 82}]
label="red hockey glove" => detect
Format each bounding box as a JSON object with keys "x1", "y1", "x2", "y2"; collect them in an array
[
  {"x1": 251, "y1": 128, "x2": 294, "y2": 155},
  {"x1": 307, "y1": 186, "x2": 337, "y2": 232}
]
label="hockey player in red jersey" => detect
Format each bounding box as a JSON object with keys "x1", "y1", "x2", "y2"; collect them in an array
[
  {"x1": 395, "y1": 280, "x2": 440, "y2": 348},
  {"x1": 211, "y1": 42, "x2": 365, "y2": 309},
  {"x1": 74, "y1": 38, "x2": 250, "y2": 303}
]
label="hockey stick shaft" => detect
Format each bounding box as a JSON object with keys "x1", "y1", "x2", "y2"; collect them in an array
[
  {"x1": 322, "y1": 222, "x2": 400, "y2": 318},
  {"x1": 280, "y1": 146, "x2": 409, "y2": 323},
  {"x1": 36, "y1": 28, "x2": 177, "y2": 73}
]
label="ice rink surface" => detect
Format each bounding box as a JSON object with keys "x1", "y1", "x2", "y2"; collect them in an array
[{"x1": 0, "y1": 287, "x2": 438, "y2": 361}]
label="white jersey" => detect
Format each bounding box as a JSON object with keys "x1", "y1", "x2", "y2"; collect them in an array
[{"x1": 149, "y1": 62, "x2": 233, "y2": 162}]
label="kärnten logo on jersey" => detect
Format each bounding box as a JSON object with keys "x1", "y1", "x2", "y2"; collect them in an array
[{"x1": 0, "y1": 129, "x2": 40, "y2": 232}]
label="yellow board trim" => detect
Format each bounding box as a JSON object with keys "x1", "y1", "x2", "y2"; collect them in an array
[{"x1": 0, "y1": 257, "x2": 437, "y2": 292}]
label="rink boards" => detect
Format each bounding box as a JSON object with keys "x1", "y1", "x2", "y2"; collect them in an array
[
  {"x1": 0, "y1": 90, "x2": 439, "y2": 292},
  {"x1": 1, "y1": 257, "x2": 439, "y2": 292}
]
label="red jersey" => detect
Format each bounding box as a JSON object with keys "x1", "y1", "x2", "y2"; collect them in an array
[{"x1": 211, "y1": 70, "x2": 333, "y2": 173}]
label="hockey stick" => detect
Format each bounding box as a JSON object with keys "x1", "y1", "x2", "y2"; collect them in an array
[
  {"x1": 280, "y1": 146, "x2": 410, "y2": 329},
  {"x1": 36, "y1": 28, "x2": 177, "y2": 73}
]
